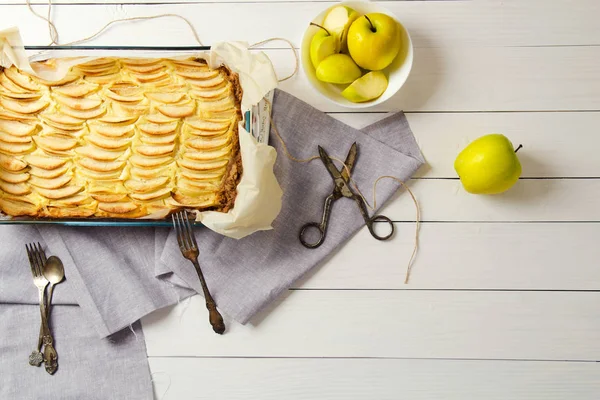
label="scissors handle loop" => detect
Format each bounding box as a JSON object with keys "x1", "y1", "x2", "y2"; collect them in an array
[
  {"x1": 299, "y1": 193, "x2": 337, "y2": 249},
  {"x1": 353, "y1": 196, "x2": 395, "y2": 241},
  {"x1": 299, "y1": 222, "x2": 326, "y2": 248},
  {"x1": 366, "y1": 214, "x2": 395, "y2": 240}
]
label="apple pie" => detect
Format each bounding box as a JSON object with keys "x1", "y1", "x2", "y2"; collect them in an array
[{"x1": 0, "y1": 57, "x2": 243, "y2": 218}]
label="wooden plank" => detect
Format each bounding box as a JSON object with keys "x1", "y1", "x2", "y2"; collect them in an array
[
  {"x1": 11, "y1": 0, "x2": 306, "y2": 2},
  {"x1": 270, "y1": 46, "x2": 600, "y2": 112},
  {"x1": 384, "y1": 178, "x2": 600, "y2": 221},
  {"x1": 148, "y1": 358, "x2": 600, "y2": 400},
  {"x1": 294, "y1": 223, "x2": 600, "y2": 290},
  {"x1": 4, "y1": 30, "x2": 600, "y2": 111},
  {"x1": 10, "y1": 0, "x2": 440, "y2": 2},
  {"x1": 380, "y1": 179, "x2": 600, "y2": 222},
  {"x1": 331, "y1": 112, "x2": 600, "y2": 178},
  {"x1": 142, "y1": 290, "x2": 600, "y2": 360},
  {"x1": 4, "y1": 1, "x2": 600, "y2": 47}
]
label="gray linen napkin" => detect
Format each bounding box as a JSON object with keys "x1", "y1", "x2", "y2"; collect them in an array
[
  {"x1": 2, "y1": 89, "x2": 423, "y2": 337},
  {"x1": 0, "y1": 227, "x2": 153, "y2": 399},
  {"x1": 159, "y1": 89, "x2": 425, "y2": 323}
]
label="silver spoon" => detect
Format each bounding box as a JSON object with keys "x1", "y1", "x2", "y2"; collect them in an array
[
  {"x1": 29, "y1": 256, "x2": 64, "y2": 369},
  {"x1": 43, "y1": 256, "x2": 65, "y2": 312}
]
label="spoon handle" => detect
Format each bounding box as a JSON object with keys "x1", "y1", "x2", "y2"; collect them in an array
[{"x1": 43, "y1": 340, "x2": 58, "y2": 375}]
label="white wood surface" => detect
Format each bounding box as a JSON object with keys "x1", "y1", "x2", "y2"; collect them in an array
[
  {"x1": 402, "y1": 112, "x2": 600, "y2": 178},
  {"x1": 293, "y1": 222, "x2": 600, "y2": 290},
  {"x1": 143, "y1": 291, "x2": 600, "y2": 360},
  {"x1": 335, "y1": 112, "x2": 600, "y2": 178},
  {"x1": 2, "y1": 0, "x2": 599, "y2": 398},
  {"x1": 5, "y1": 1, "x2": 600, "y2": 47},
  {"x1": 148, "y1": 358, "x2": 600, "y2": 400},
  {"x1": 384, "y1": 179, "x2": 600, "y2": 221}
]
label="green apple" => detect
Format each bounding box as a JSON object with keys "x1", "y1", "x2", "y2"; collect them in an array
[
  {"x1": 322, "y1": 5, "x2": 359, "y2": 52},
  {"x1": 316, "y1": 54, "x2": 361, "y2": 84},
  {"x1": 342, "y1": 71, "x2": 388, "y2": 103},
  {"x1": 347, "y1": 13, "x2": 402, "y2": 71},
  {"x1": 309, "y1": 24, "x2": 338, "y2": 69},
  {"x1": 454, "y1": 134, "x2": 523, "y2": 194}
]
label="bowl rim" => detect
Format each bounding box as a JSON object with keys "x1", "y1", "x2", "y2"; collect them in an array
[{"x1": 300, "y1": 0, "x2": 414, "y2": 109}]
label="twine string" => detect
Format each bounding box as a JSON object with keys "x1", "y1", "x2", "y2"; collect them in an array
[
  {"x1": 150, "y1": 371, "x2": 172, "y2": 400},
  {"x1": 27, "y1": 0, "x2": 202, "y2": 47},
  {"x1": 61, "y1": 14, "x2": 204, "y2": 47},
  {"x1": 26, "y1": 0, "x2": 59, "y2": 46},
  {"x1": 250, "y1": 37, "x2": 299, "y2": 82}
]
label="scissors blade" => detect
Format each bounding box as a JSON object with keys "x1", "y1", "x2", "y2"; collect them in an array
[
  {"x1": 318, "y1": 146, "x2": 344, "y2": 181},
  {"x1": 341, "y1": 142, "x2": 358, "y2": 182}
]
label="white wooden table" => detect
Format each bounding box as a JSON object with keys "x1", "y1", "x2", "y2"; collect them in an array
[{"x1": 3, "y1": 0, "x2": 600, "y2": 398}]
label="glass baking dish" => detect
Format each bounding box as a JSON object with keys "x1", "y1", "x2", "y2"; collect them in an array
[{"x1": 0, "y1": 46, "x2": 255, "y2": 227}]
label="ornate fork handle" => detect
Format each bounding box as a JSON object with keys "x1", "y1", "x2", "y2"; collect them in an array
[
  {"x1": 29, "y1": 285, "x2": 47, "y2": 367},
  {"x1": 173, "y1": 212, "x2": 225, "y2": 335},
  {"x1": 191, "y1": 259, "x2": 225, "y2": 334}
]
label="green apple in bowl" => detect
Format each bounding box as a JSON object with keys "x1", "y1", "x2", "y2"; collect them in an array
[
  {"x1": 309, "y1": 24, "x2": 338, "y2": 68},
  {"x1": 316, "y1": 54, "x2": 362, "y2": 84},
  {"x1": 342, "y1": 71, "x2": 388, "y2": 103},
  {"x1": 454, "y1": 134, "x2": 523, "y2": 194},
  {"x1": 347, "y1": 13, "x2": 402, "y2": 71},
  {"x1": 322, "y1": 5, "x2": 359, "y2": 52}
]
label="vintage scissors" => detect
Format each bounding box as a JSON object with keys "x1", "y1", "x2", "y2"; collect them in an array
[{"x1": 299, "y1": 143, "x2": 395, "y2": 249}]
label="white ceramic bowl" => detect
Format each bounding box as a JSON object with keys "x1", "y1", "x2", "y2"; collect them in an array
[{"x1": 300, "y1": 1, "x2": 413, "y2": 109}]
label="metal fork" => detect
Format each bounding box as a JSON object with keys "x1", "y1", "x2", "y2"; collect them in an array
[
  {"x1": 172, "y1": 212, "x2": 225, "y2": 334},
  {"x1": 25, "y1": 243, "x2": 58, "y2": 375}
]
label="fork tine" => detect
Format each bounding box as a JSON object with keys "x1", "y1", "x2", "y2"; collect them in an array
[
  {"x1": 178, "y1": 212, "x2": 191, "y2": 250},
  {"x1": 172, "y1": 214, "x2": 181, "y2": 247},
  {"x1": 33, "y1": 247, "x2": 41, "y2": 277},
  {"x1": 184, "y1": 212, "x2": 195, "y2": 249},
  {"x1": 33, "y1": 243, "x2": 45, "y2": 275},
  {"x1": 173, "y1": 213, "x2": 185, "y2": 250},
  {"x1": 28, "y1": 243, "x2": 40, "y2": 278},
  {"x1": 30, "y1": 244, "x2": 40, "y2": 278},
  {"x1": 38, "y1": 242, "x2": 47, "y2": 264},
  {"x1": 183, "y1": 212, "x2": 198, "y2": 250},
  {"x1": 25, "y1": 244, "x2": 37, "y2": 277}
]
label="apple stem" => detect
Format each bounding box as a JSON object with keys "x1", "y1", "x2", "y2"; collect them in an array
[
  {"x1": 310, "y1": 22, "x2": 331, "y2": 36},
  {"x1": 515, "y1": 144, "x2": 523, "y2": 153},
  {"x1": 364, "y1": 15, "x2": 376, "y2": 32}
]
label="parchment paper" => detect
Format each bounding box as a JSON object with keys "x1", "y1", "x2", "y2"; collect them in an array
[{"x1": 0, "y1": 27, "x2": 283, "y2": 239}]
